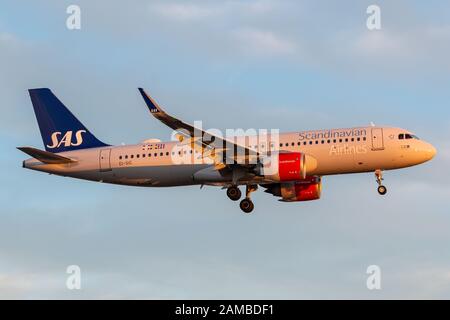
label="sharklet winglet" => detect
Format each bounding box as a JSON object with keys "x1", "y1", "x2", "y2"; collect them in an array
[{"x1": 138, "y1": 88, "x2": 162, "y2": 114}]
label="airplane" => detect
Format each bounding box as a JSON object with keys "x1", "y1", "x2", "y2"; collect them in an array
[{"x1": 18, "y1": 88, "x2": 436, "y2": 213}]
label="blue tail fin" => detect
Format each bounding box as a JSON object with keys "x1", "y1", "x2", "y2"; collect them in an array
[{"x1": 28, "y1": 88, "x2": 109, "y2": 153}]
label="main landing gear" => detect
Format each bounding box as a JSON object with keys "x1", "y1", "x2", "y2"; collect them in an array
[
  {"x1": 226, "y1": 186, "x2": 242, "y2": 201},
  {"x1": 239, "y1": 198, "x2": 254, "y2": 213},
  {"x1": 239, "y1": 185, "x2": 258, "y2": 214},
  {"x1": 226, "y1": 185, "x2": 258, "y2": 213},
  {"x1": 375, "y1": 169, "x2": 387, "y2": 195}
]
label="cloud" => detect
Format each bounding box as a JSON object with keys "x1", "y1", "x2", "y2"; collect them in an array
[
  {"x1": 0, "y1": 32, "x2": 15, "y2": 43},
  {"x1": 353, "y1": 31, "x2": 407, "y2": 58},
  {"x1": 149, "y1": 3, "x2": 218, "y2": 21},
  {"x1": 148, "y1": 0, "x2": 275, "y2": 21},
  {"x1": 0, "y1": 272, "x2": 64, "y2": 299},
  {"x1": 140, "y1": 1, "x2": 450, "y2": 73},
  {"x1": 146, "y1": 1, "x2": 296, "y2": 58},
  {"x1": 0, "y1": 273, "x2": 33, "y2": 298},
  {"x1": 389, "y1": 266, "x2": 450, "y2": 299},
  {"x1": 349, "y1": 26, "x2": 450, "y2": 71},
  {"x1": 232, "y1": 28, "x2": 296, "y2": 57}
]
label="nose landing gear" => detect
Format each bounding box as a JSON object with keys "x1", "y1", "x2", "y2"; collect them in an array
[
  {"x1": 375, "y1": 170, "x2": 387, "y2": 195},
  {"x1": 377, "y1": 185, "x2": 387, "y2": 195}
]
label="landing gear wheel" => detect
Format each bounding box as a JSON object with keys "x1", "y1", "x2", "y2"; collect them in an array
[
  {"x1": 377, "y1": 185, "x2": 387, "y2": 195},
  {"x1": 239, "y1": 198, "x2": 254, "y2": 213},
  {"x1": 226, "y1": 186, "x2": 242, "y2": 201},
  {"x1": 374, "y1": 170, "x2": 387, "y2": 196}
]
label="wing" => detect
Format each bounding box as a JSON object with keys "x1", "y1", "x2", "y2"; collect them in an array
[{"x1": 138, "y1": 88, "x2": 260, "y2": 167}]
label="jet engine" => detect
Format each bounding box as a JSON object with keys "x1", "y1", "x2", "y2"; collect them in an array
[
  {"x1": 263, "y1": 177, "x2": 322, "y2": 202},
  {"x1": 257, "y1": 152, "x2": 317, "y2": 182}
]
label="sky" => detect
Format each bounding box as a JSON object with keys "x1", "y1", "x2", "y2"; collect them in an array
[{"x1": 1, "y1": 0, "x2": 450, "y2": 299}]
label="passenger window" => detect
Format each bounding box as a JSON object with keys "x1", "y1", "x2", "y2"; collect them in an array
[
  {"x1": 309, "y1": 141, "x2": 313, "y2": 145},
  {"x1": 136, "y1": 154, "x2": 140, "y2": 158},
  {"x1": 130, "y1": 155, "x2": 134, "y2": 159},
  {"x1": 154, "y1": 153, "x2": 157, "y2": 157},
  {"x1": 363, "y1": 137, "x2": 367, "y2": 141},
  {"x1": 125, "y1": 155, "x2": 128, "y2": 159},
  {"x1": 119, "y1": 156, "x2": 122, "y2": 160}
]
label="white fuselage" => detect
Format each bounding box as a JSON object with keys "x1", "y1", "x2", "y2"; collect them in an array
[{"x1": 23, "y1": 126, "x2": 436, "y2": 187}]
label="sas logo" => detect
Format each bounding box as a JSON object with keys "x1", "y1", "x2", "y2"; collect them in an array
[{"x1": 47, "y1": 130, "x2": 86, "y2": 149}]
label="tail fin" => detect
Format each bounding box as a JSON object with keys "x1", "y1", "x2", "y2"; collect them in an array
[{"x1": 28, "y1": 88, "x2": 108, "y2": 153}]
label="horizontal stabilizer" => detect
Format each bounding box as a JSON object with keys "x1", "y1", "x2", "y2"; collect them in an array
[{"x1": 17, "y1": 147, "x2": 75, "y2": 164}]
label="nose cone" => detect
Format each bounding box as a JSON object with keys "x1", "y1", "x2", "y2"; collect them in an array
[
  {"x1": 430, "y1": 145, "x2": 437, "y2": 158},
  {"x1": 424, "y1": 143, "x2": 437, "y2": 161}
]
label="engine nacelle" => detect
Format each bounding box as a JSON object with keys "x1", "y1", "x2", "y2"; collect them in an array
[
  {"x1": 264, "y1": 177, "x2": 322, "y2": 202},
  {"x1": 258, "y1": 152, "x2": 317, "y2": 182}
]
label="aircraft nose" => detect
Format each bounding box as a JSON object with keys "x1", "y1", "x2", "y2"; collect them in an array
[
  {"x1": 429, "y1": 144, "x2": 437, "y2": 158},
  {"x1": 424, "y1": 143, "x2": 437, "y2": 160}
]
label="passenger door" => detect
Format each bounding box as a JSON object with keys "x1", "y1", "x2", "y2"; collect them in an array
[
  {"x1": 371, "y1": 128, "x2": 384, "y2": 150},
  {"x1": 99, "y1": 148, "x2": 112, "y2": 172}
]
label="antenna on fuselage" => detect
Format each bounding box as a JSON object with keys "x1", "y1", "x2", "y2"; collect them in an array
[{"x1": 370, "y1": 122, "x2": 375, "y2": 127}]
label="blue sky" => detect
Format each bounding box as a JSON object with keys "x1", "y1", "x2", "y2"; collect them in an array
[{"x1": 1, "y1": 0, "x2": 450, "y2": 299}]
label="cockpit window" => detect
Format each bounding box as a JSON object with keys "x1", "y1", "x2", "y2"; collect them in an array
[
  {"x1": 400, "y1": 133, "x2": 420, "y2": 140},
  {"x1": 404, "y1": 133, "x2": 420, "y2": 140}
]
